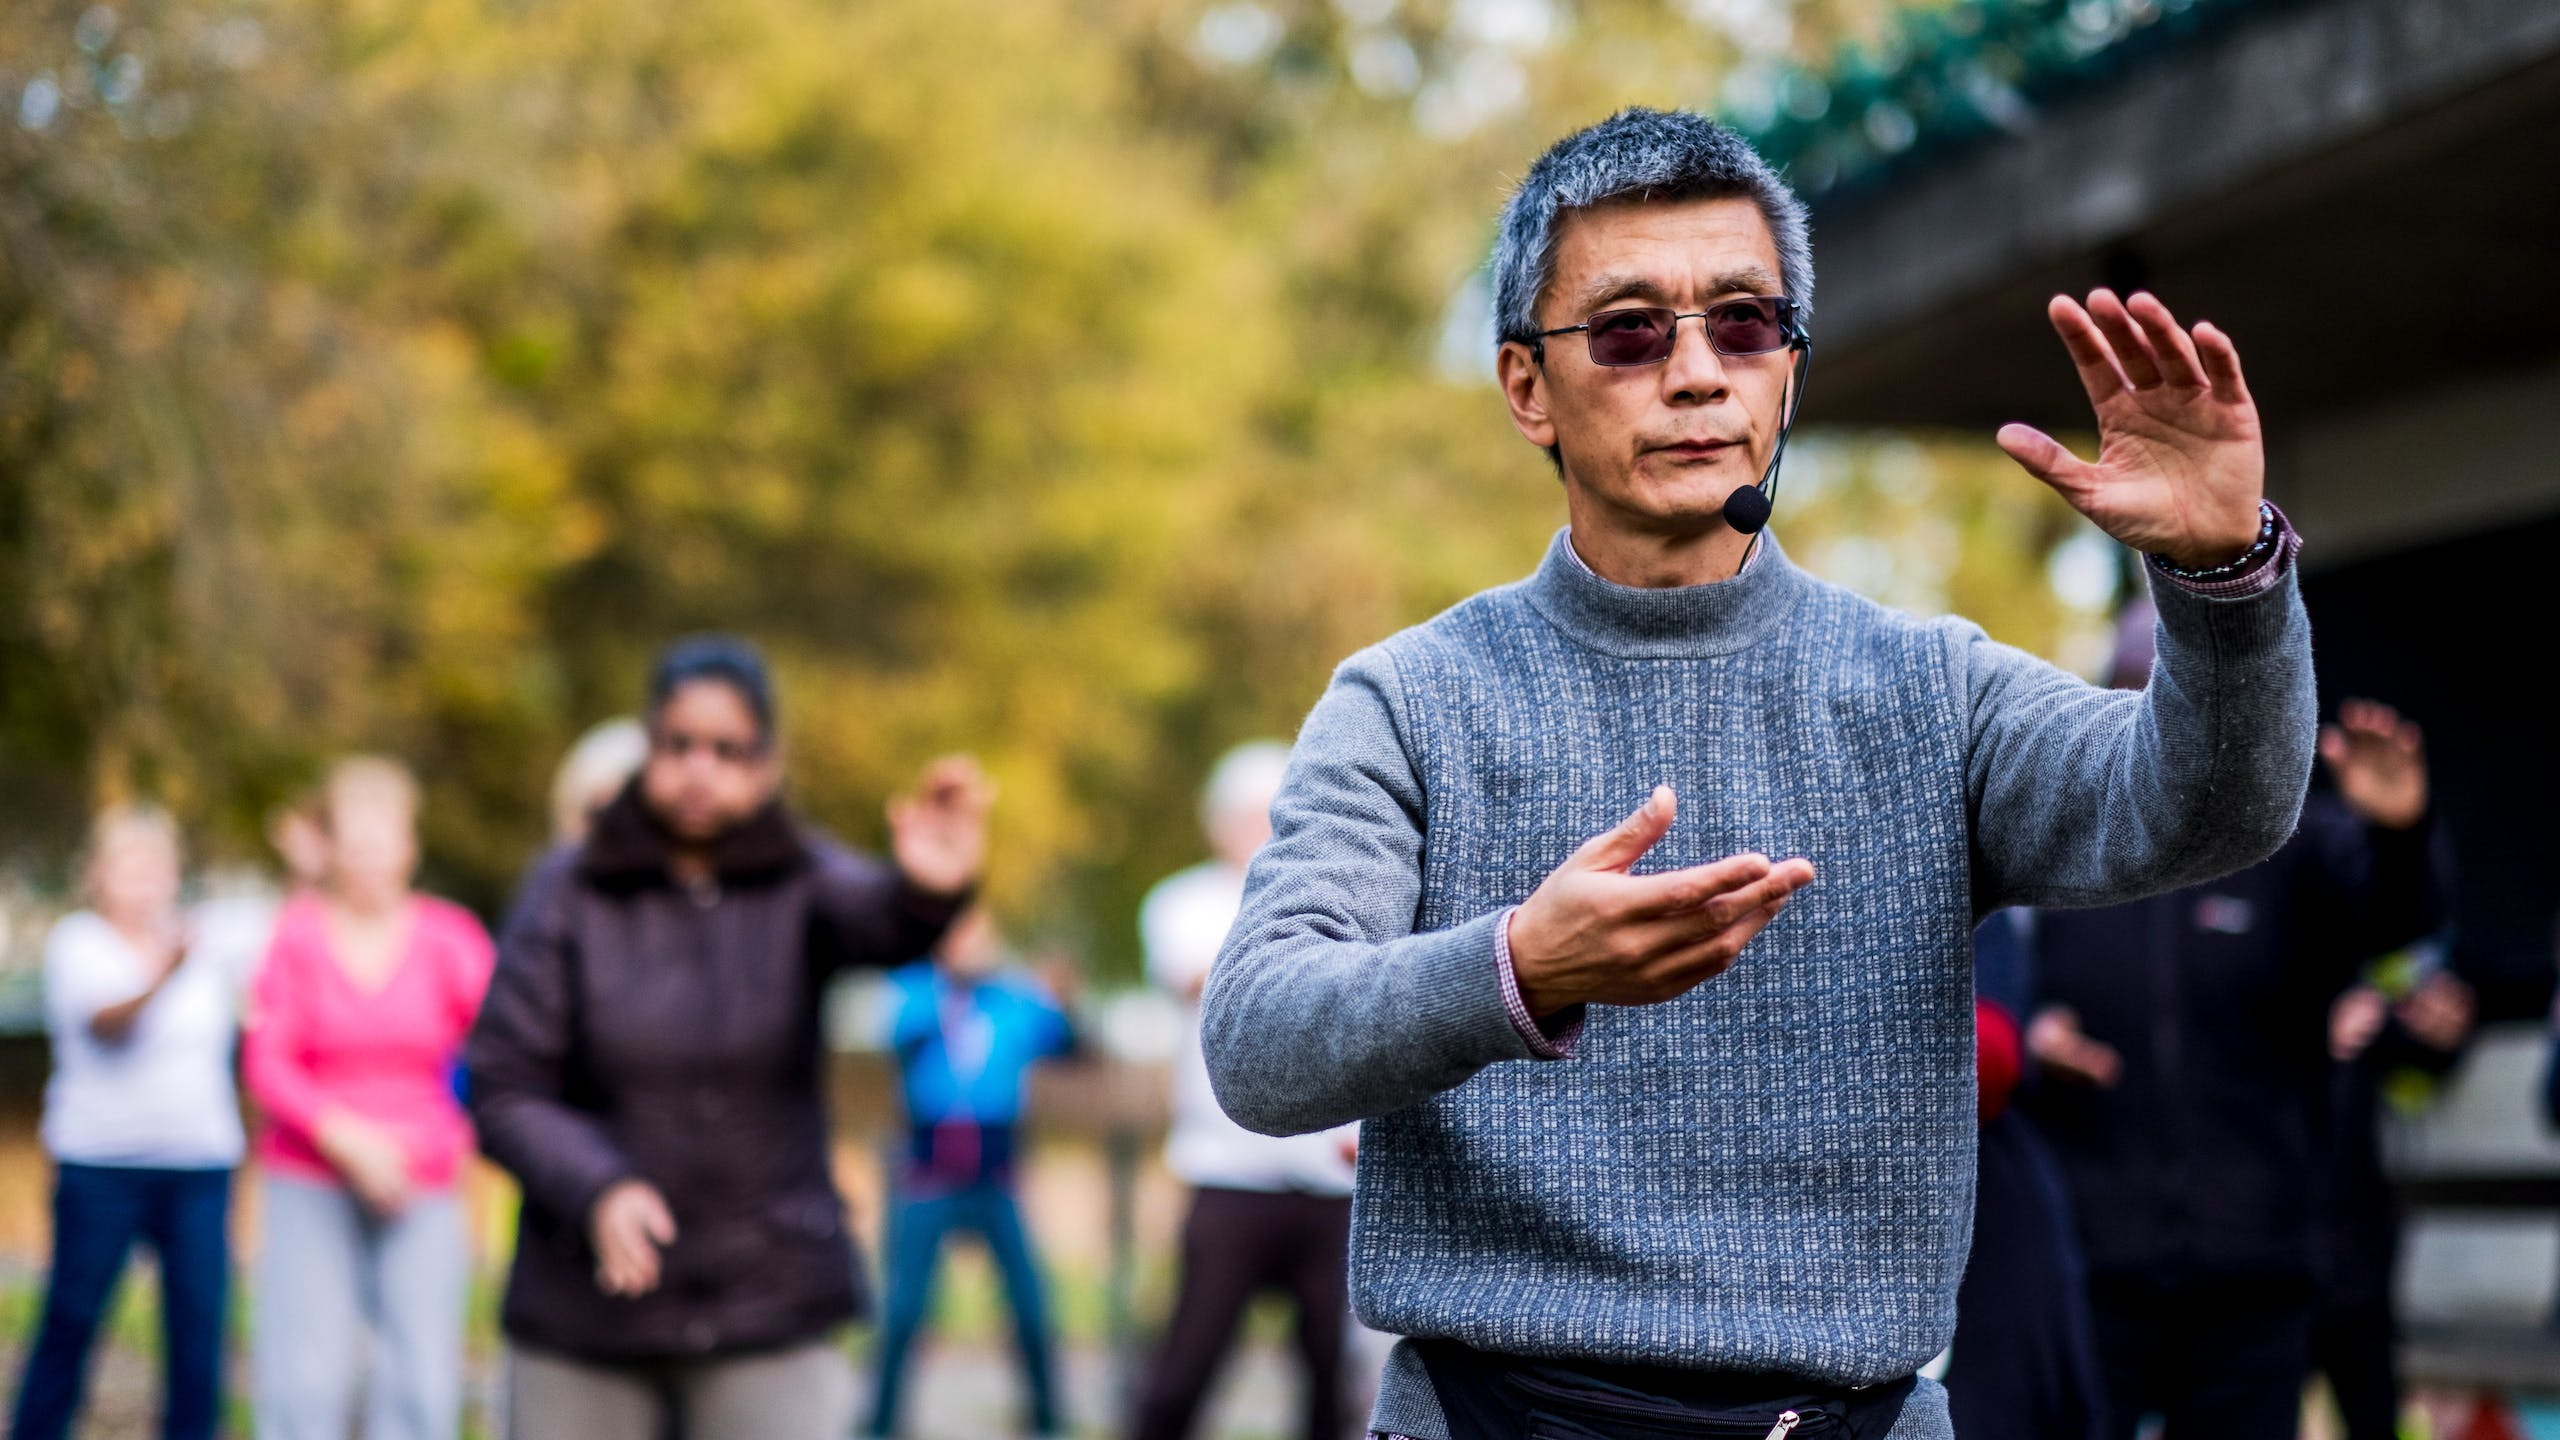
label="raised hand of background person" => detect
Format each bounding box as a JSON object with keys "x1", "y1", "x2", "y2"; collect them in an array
[
  {"x1": 2320, "y1": 699, "x2": 2429, "y2": 830},
  {"x1": 317, "y1": 1110, "x2": 414, "y2": 1216},
  {"x1": 2026, "y1": 1006, "x2": 2123, "y2": 1088},
  {"x1": 1996, "y1": 289, "x2": 2267, "y2": 570},
  {"x1": 889, "y1": 755, "x2": 997, "y2": 898},
  {"x1": 590, "y1": 1178, "x2": 678, "y2": 1298},
  {"x1": 1505, "y1": 786, "x2": 1816, "y2": 1019},
  {"x1": 2330, "y1": 985, "x2": 2389, "y2": 1062},
  {"x1": 2397, "y1": 972, "x2": 2476, "y2": 1054}
]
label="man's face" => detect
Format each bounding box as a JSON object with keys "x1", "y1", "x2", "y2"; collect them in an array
[
  {"x1": 1498, "y1": 195, "x2": 1796, "y2": 538},
  {"x1": 641, "y1": 681, "x2": 781, "y2": 846}
]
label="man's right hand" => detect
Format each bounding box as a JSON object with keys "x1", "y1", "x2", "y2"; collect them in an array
[
  {"x1": 1506, "y1": 786, "x2": 1815, "y2": 1018},
  {"x1": 590, "y1": 1179, "x2": 678, "y2": 1298}
]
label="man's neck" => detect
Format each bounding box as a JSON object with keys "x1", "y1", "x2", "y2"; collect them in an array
[{"x1": 1564, "y1": 513, "x2": 1755, "y2": 589}]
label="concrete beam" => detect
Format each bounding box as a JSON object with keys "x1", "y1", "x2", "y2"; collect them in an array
[{"x1": 1811, "y1": 0, "x2": 2560, "y2": 351}]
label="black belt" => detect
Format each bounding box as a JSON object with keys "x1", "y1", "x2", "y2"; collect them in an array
[{"x1": 1413, "y1": 1339, "x2": 1915, "y2": 1440}]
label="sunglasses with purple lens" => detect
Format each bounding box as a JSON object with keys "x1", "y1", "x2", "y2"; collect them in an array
[{"x1": 1532, "y1": 296, "x2": 1805, "y2": 367}]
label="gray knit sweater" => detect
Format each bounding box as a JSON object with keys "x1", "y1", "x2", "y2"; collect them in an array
[{"x1": 1201, "y1": 529, "x2": 2314, "y2": 1439}]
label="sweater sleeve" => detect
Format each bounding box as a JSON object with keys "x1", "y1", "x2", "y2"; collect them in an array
[
  {"x1": 436, "y1": 901, "x2": 499, "y2": 1044},
  {"x1": 241, "y1": 920, "x2": 336, "y2": 1143},
  {"x1": 806, "y1": 844, "x2": 971, "y2": 977},
  {"x1": 464, "y1": 856, "x2": 638, "y2": 1227},
  {"x1": 1959, "y1": 564, "x2": 2317, "y2": 913},
  {"x1": 1202, "y1": 647, "x2": 1563, "y2": 1138}
]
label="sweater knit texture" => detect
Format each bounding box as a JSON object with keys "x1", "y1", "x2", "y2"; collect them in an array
[{"x1": 1202, "y1": 529, "x2": 2315, "y2": 1439}]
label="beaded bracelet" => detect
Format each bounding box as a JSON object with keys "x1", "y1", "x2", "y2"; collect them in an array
[{"x1": 2148, "y1": 501, "x2": 2279, "y2": 582}]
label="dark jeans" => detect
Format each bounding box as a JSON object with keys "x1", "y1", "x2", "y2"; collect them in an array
[
  {"x1": 866, "y1": 1178, "x2": 1057, "y2": 1437},
  {"x1": 9, "y1": 1161, "x2": 233, "y2": 1440},
  {"x1": 2088, "y1": 1273, "x2": 2313, "y2": 1440},
  {"x1": 1133, "y1": 1187, "x2": 1353, "y2": 1440}
]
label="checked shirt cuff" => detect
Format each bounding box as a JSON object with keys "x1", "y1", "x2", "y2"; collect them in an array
[
  {"x1": 2147, "y1": 502, "x2": 2302, "y2": 599},
  {"x1": 1495, "y1": 905, "x2": 1584, "y2": 1060}
]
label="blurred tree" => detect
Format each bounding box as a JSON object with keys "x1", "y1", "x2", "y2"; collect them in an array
[{"x1": 0, "y1": 0, "x2": 2098, "y2": 969}]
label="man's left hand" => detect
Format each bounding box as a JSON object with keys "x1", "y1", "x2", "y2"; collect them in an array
[
  {"x1": 1997, "y1": 289, "x2": 2265, "y2": 570},
  {"x1": 889, "y1": 755, "x2": 997, "y2": 897},
  {"x1": 2320, "y1": 699, "x2": 2429, "y2": 830}
]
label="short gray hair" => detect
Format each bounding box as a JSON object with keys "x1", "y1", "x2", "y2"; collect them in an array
[{"x1": 1492, "y1": 107, "x2": 1813, "y2": 351}]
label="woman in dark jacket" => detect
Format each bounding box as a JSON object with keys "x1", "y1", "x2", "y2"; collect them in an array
[{"x1": 466, "y1": 636, "x2": 992, "y2": 1440}]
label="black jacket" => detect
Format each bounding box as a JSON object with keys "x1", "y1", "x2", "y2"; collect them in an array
[
  {"x1": 466, "y1": 785, "x2": 965, "y2": 1360},
  {"x1": 2021, "y1": 792, "x2": 2448, "y2": 1285},
  {"x1": 2318, "y1": 1004, "x2": 2465, "y2": 1308}
]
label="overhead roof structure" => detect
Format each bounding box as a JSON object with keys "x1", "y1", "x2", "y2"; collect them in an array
[{"x1": 1730, "y1": 0, "x2": 2560, "y2": 442}]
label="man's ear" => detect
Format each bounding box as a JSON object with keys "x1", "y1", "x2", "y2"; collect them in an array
[{"x1": 1497, "y1": 341, "x2": 1558, "y2": 452}]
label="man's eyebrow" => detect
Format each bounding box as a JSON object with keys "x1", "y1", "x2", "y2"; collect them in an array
[
  {"x1": 1573, "y1": 272, "x2": 1672, "y2": 313},
  {"x1": 1570, "y1": 266, "x2": 1785, "y2": 314},
  {"x1": 1706, "y1": 266, "x2": 1784, "y2": 299}
]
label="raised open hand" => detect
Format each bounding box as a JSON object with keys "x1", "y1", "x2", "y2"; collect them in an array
[
  {"x1": 2319, "y1": 699, "x2": 2428, "y2": 830},
  {"x1": 889, "y1": 754, "x2": 997, "y2": 898},
  {"x1": 1997, "y1": 289, "x2": 2265, "y2": 570}
]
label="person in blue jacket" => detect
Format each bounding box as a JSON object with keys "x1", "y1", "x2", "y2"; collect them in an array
[{"x1": 867, "y1": 907, "x2": 1079, "y2": 1439}]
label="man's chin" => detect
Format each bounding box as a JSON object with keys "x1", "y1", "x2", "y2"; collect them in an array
[
  {"x1": 1565, "y1": 459, "x2": 1761, "y2": 532},
  {"x1": 1619, "y1": 471, "x2": 1754, "y2": 529}
]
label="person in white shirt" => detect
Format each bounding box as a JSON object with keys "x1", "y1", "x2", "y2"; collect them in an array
[
  {"x1": 1133, "y1": 742, "x2": 1364, "y2": 1440},
  {"x1": 9, "y1": 805, "x2": 267, "y2": 1440}
]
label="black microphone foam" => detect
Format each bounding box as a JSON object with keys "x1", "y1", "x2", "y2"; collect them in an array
[{"x1": 1723, "y1": 483, "x2": 1771, "y2": 535}]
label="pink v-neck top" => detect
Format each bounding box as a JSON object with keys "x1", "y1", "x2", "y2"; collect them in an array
[{"x1": 243, "y1": 893, "x2": 496, "y2": 1191}]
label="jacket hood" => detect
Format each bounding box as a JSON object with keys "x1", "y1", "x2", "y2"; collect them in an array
[{"x1": 578, "y1": 780, "x2": 811, "y2": 889}]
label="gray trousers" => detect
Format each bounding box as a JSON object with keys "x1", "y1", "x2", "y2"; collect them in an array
[
  {"x1": 252, "y1": 1174, "x2": 468, "y2": 1440},
  {"x1": 506, "y1": 1339, "x2": 856, "y2": 1440}
]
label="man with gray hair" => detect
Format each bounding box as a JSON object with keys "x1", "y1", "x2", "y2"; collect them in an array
[
  {"x1": 1202, "y1": 106, "x2": 2314, "y2": 1440},
  {"x1": 1134, "y1": 741, "x2": 1364, "y2": 1440}
]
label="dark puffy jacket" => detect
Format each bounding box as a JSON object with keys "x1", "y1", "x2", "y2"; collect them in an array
[
  {"x1": 466, "y1": 786, "x2": 964, "y2": 1361},
  {"x1": 2021, "y1": 792, "x2": 2447, "y2": 1285}
]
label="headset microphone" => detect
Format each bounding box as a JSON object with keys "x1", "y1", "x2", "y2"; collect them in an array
[
  {"x1": 1724, "y1": 330, "x2": 1813, "y2": 540},
  {"x1": 1722, "y1": 483, "x2": 1771, "y2": 534}
]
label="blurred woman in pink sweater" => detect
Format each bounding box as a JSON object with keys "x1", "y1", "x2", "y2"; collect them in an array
[{"x1": 243, "y1": 757, "x2": 494, "y2": 1440}]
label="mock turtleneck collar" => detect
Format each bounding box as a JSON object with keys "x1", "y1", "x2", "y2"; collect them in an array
[{"x1": 1524, "y1": 526, "x2": 1811, "y2": 658}]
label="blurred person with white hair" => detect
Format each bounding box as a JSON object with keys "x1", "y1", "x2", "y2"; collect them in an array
[
  {"x1": 9, "y1": 805, "x2": 267, "y2": 1440},
  {"x1": 1132, "y1": 740, "x2": 1365, "y2": 1440}
]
